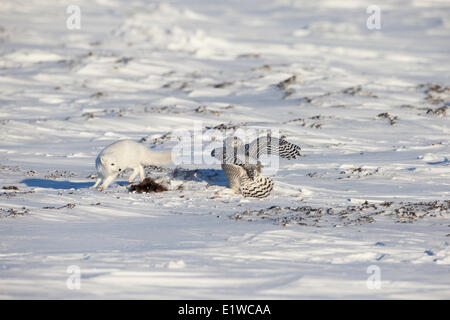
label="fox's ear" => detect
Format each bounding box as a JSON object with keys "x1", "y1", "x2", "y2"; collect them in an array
[{"x1": 100, "y1": 156, "x2": 107, "y2": 165}]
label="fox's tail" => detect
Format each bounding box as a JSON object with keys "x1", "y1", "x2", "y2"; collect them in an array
[{"x1": 144, "y1": 149, "x2": 173, "y2": 166}]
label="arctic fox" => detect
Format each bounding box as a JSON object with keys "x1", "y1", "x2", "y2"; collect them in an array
[{"x1": 90, "y1": 140, "x2": 173, "y2": 190}]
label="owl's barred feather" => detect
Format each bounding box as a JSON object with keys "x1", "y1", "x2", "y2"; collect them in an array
[
  {"x1": 222, "y1": 163, "x2": 274, "y2": 198},
  {"x1": 245, "y1": 136, "x2": 302, "y2": 160},
  {"x1": 240, "y1": 174, "x2": 274, "y2": 198},
  {"x1": 212, "y1": 135, "x2": 301, "y2": 198}
]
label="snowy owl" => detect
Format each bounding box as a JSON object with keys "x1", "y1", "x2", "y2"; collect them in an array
[{"x1": 210, "y1": 135, "x2": 302, "y2": 198}]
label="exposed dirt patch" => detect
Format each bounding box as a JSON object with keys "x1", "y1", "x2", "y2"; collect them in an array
[
  {"x1": 284, "y1": 115, "x2": 326, "y2": 129},
  {"x1": 377, "y1": 112, "x2": 399, "y2": 125},
  {"x1": 44, "y1": 170, "x2": 76, "y2": 179},
  {"x1": 426, "y1": 106, "x2": 447, "y2": 117},
  {"x1": 139, "y1": 132, "x2": 172, "y2": 145},
  {"x1": 277, "y1": 75, "x2": 297, "y2": 90},
  {"x1": 0, "y1": 190, "x2": 35, "y2": 198},
  {"x1": 338, "y1": 167, "x2": 380, "y2": 179},
  {"x1": 232, "y1": 200, "x2": 449, "y2": 227},
  {"x1": 205, "y1": 122, "x2": 247, "y2": 131},
  {"x1": 2, "y1": 185, "x2": 19, "y2": 190},
  {"x1": 419, "y1": 83, "x2": 450, "y2": 106},
  {"x1": 144, "y1": 105, "x2": 182, "y2": 114},
  {"x1": 0, "y1": 207, "x2": 30, "y2": 218},
  {"x1": 194, "y1": 105, "x2": 221, "y2": 116},
  {"x1": 213, "y1": 81, "x2": 234, "y2": 88},
  {"x1": 237, "y1": 53, "x2": 260, "y2": 59},
  {"x1": 342, "y1": 85, "x2": 377, "y2": 98},
  {"x1": 43, "y1": 203, "x2": 76, "y2": 210},
  {"x1": 90, "y1": 92, "x2": 105, "y2": 99}
]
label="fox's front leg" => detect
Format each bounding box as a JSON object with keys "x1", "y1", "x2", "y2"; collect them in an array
[
  {"x1": 128, "y1": 167, "x2": 139, "y2": 183},
  {"x1": 89, "y1": 177, "x2": 102, "y2": 190},
  {"x1": 139, "y1": 165, "x2": 145, "y2": 182},
  {"x1": 99, "y1": 174, "x2": 117, "y2": 190}
]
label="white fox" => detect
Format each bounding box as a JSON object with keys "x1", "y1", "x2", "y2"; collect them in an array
[{"x1": 90, "y1": 140, "x2": 173, "y2": 190}]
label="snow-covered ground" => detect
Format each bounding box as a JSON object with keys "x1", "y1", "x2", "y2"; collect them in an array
[{"x1": 0, "y1": 0, "x2": 449, "y2": 299}]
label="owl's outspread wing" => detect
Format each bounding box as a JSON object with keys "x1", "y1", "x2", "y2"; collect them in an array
[
  {"x1": 211, "y1": 135, "x2": 301, "y2": 198},
  {"x1": 245, "y1": 136, "x2": 302, "y2": 160},
  {"x1": 212, "y1": 135, "x2": 302, "y2": 165}
]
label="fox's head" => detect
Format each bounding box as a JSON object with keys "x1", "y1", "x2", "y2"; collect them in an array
[{"x1": 100, "y1": 156, "x2": 121, "y2": 172}]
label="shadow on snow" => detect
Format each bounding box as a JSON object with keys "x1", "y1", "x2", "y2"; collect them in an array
[
  {"x1": 20, "y1": 168, "x2": 229, "y2": 190},
  {"x1": 20, "y1": 178, "x2": 128, "y2": 190}
]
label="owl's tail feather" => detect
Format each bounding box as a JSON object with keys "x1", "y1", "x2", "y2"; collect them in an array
[{"x1": 240, "y1": 176, "x2": 274, "y2": 198}]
